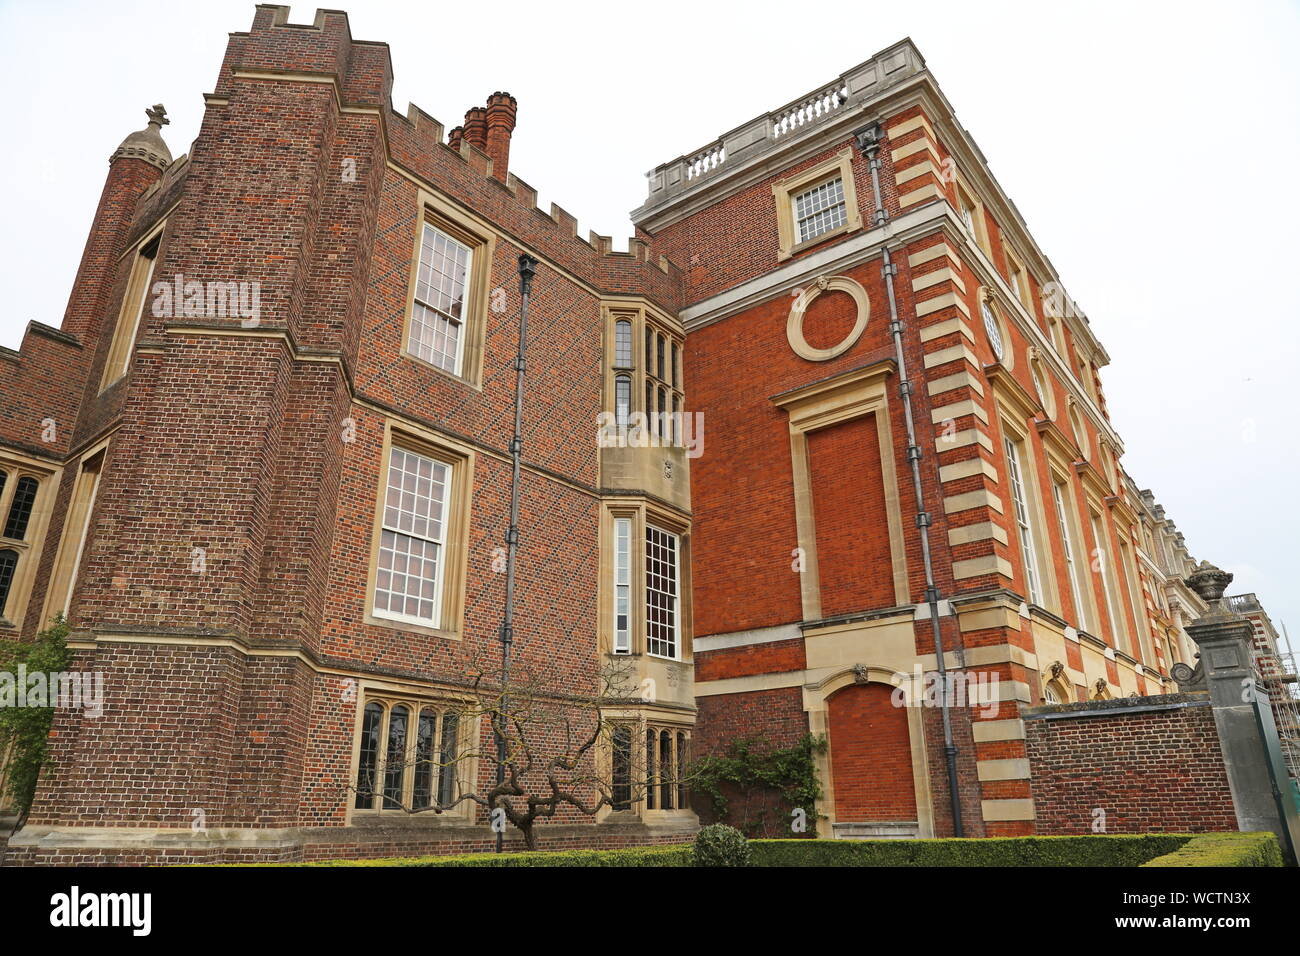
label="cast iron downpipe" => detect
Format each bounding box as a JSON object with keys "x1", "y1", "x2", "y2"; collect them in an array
[
  {"x1": 856, "y1": 124, "x2": 964, "y2": 836},
  {"x1": 495, "y1": 253, "x2": 538, "y2": 852}
]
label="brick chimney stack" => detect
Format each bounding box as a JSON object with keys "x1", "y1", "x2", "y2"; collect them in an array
[
  {"x1": 485, "y1": 92, "x2": 518, "y2": 181},
  {"x1": 462, "y1": 106, "x2": 487, "y2": 151},
  {"x1": 447, "y1": 126, "x2": 464, "y2": 151}
]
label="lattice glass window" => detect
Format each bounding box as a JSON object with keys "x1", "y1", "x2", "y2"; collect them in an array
[
  {"x1": 354, "y1": 701, "x2": 384, "y2": 809},
  {"x1": 2, "y1": 476, "x2": 38, "y2": 540},
  {"x1": 793, "y1": 177, "x2": 848, "y2": 244},
  {"x1": 1004, "y1": 436, "x2": 1043, "y2": 605},
  {"x1": 614, "y1": 319, "x2": 633, "y2": 369},
  {"x1": 645, "y1": 322, "x2": 684, "y2": 446},
  {"x1": 382, "y1": 703, "x2": 410, "y2": 809},
  {"x1": 409, "y1": 223, "x2": 472, "y2": 374},
  {"x1": 354, "y1": 696, "x2": 462, "y2": 813},
  {"x1": 614, "y1": 375, "x2": 632, "y2": 429},
  {"x1": 374, "y1": 447, "x2": 450, "y2": 626},
  {"x1": 613, "y1": 517, "x2": 632, "y2": 653},
  {"x1": 645, "y1": 525, "x2": 680, "y2": 659},
  {"x1": 639, "y1": 724, "x2": 690, "y2": 812},
  {"x1": 0, "y1": 549, "x2": 17, "y2": 619},
  {"x1": 611, "y1": 726, "x2": 633, "y2": 810},
  {"x1": 982, "y1": 299, "x2": 1005, "y2": 361}
]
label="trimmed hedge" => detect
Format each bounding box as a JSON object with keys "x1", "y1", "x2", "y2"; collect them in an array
[
  {"x1": 273, "y1": 845, "x2": 693, "y2": 868},
  {"x1": 748, "y1": 835, "x2": 1191, "y2": 867},
  {"x1": 234, "y1": 831, "x2": 1281, "y2": 867},
  {"x1": 1140, "y1": 831, "x2": 1283, "y2": 868}
]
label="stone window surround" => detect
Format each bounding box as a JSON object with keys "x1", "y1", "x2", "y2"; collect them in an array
[
  {"x1": 0, "y1": 450, "x2": 58, "y2": 629},
  {"x1": 595, "y1": 709, "x2": 696, "y2": 824},
  {"x1": 346, "y1": 683, "x2": 477, "y2": 826},
  {"x1": 995, "y1": 405, "x2": 1060, "y2": 616},
  {"x1": 400, "y1": 189, "x2": 496, "y2": 389},
  {"x1": 602, "y1": 303, "x2": 684, "y2": 442},
  {"x1": 362, "y1": 420, "x2": 475, "y2": 642},
  {"x1": 599, "y1": 499, "x2": 692, "y2": 661},
  {"x1": 771, "y1": 360, "x2": 908, "y2": 621},
  {"x1": 39, "y1": 439, "x2": 111, "y2": 628},
  {"x1": 804, "y1": 664, "x2": 936, "y2": 837},
  {"x1": 771, "y1": 148, "x2": 863, "y2": 262},
  {"x1": 99, "y1": 220, "x2": 166, "y2": 393},
  {"x1": 1046, "y1": 456, "x2": 1099, "y2": 639}
]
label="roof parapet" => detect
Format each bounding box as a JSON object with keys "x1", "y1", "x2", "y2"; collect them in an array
[{"x1": 634, "y1": 39, "x2": 924, "y2": 220}]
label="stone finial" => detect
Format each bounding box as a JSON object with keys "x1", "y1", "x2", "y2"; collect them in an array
[
  {"x1": 1185, "y1": 560, "x2": 1234, "y2": 608},
  {"x1": 111, "y1": 104, "x2": 173, "y2": 171}
]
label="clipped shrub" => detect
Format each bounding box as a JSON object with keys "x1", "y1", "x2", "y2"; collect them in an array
[
  {"x1": 225, "y1": 844, "x2": 694, "y2": 868},
  {"x1": 1141, "y1": 831, "x2": 1283, "y2": 868},
  {"x1": 749, "y1": 834, "x2": 1192, "y2": 867},
  {"x1": 693, "y1": 824, "x2": 751, "y2": 867},
  {"x1": 217, "y1": 830, "x2": 1279, "y2": 868}
]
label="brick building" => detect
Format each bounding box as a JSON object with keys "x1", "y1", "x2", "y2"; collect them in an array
[{"x1": 0, "y1": 6, "x2": 1272, "y2": 861}]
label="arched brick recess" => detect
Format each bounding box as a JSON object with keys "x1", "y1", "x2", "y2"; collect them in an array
[{"x1": 826, "y1": 681, "x2": 917, "y2": 823}]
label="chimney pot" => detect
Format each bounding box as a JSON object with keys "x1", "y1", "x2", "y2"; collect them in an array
[
  {"x1": 485, "y1": 92, "x2": 518, "y2": 182},
  {"x1": 463, "y1": 107, "x2": 488, "y2": 151}
]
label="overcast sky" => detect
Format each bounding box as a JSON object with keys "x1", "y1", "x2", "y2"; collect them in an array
[{"x1": 1, "y1": 0, "x2": 1297, "y2": 649}]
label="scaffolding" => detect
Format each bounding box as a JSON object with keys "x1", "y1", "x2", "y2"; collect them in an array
[{"x1": 1228, "y1": 593, "x2": 1300, "y2": 780}]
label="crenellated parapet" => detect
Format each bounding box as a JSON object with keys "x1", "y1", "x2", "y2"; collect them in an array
[{"x1": 208, "y1": 6, "x2": 683, "y2": 312}]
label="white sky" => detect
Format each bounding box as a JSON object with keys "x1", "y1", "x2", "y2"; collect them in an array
[{"x1": 1, "y1": 0, "x2": 1297, "y2": 648}]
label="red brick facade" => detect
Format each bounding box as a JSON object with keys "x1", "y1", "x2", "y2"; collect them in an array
[{"x1": 0, "y1": 8, "x2": 1249, "y2": 862}]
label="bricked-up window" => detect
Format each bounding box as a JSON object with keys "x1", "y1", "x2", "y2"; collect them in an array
[
  {"x1": 355, "y1": 695, "x2": 462, "y2": 813},
  {"x1": 645, "y1": 524, "x2": 680, "y2": 659},
  {"x1": 410, "y1": 223, "x2": 472, "y2": 374},
  {"x1": 374, "y1": 447, "x2": 450, "y2": 627},
  {"x1": 2, "y1": 476, "x2": 38, "y2": 540},
  {"x1": 1004, "y1": 436, "x2": 1044, "y2": 605},
  {"x1": 100, "y1": 232, "x2": 161, "y2": 391},
  {"x1": 612, "y1": 517, "x2": 632, "y2": 653},
  {"x1": 793, "y1": 177, "x2": 848, "y2": 244}
]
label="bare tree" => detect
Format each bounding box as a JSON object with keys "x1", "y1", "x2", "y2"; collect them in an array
[{"x1": 349, "y1": 652, "x2": 684, "y2": 852}]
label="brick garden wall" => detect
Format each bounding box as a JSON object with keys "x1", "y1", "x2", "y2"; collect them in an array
[{"x1": 1023, "y1": 694, "x2": 1238, "y2": 834}]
